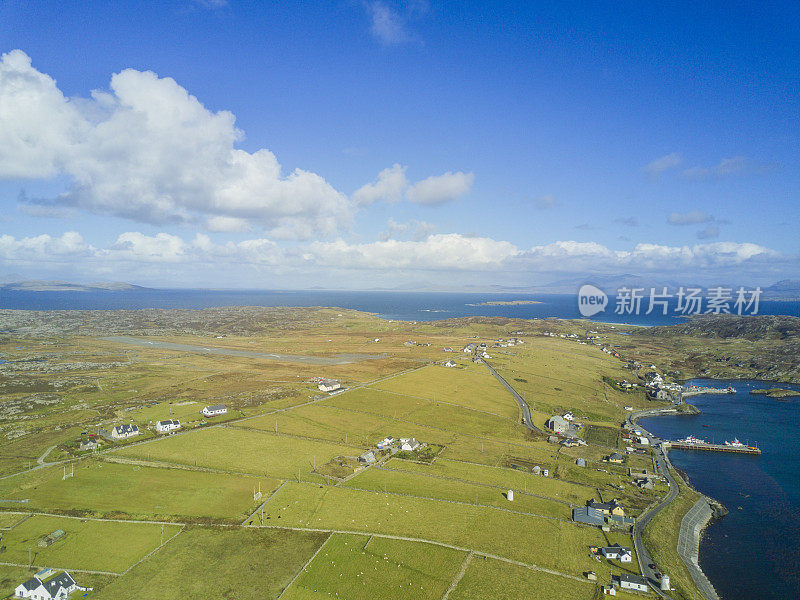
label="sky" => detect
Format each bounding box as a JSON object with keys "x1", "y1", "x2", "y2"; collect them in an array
[{"x1": 0, "y1": 0, "x2": 798, "y2": 290}]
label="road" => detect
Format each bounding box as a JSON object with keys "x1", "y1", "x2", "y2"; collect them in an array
[
  {"x1": 101, "y1": 336, "x2": 386, "y2": 365},
  {"x1": 481, "y1": 359, "x2": 542, "y2": 433}
]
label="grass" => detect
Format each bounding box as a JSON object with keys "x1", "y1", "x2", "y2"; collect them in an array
[
  {"x1": 344, "y1": 465, "x2": 572, "y2": 519},
  {"x1": 0, "y1": 514, "x2": 181, "y2": 573},
  {"x1": 0, "y1": 512, "x2": 28, "y2": 528},
  {"x1": 259, "y1": 481, "x2": 633, "y2": 579},
  {"x1": 91, "y1": 526, "x2": 328, "y2": 600},
  {"x1": 280, "y1": 533, "x2": 467, "y2": 600},
  {"x1": 112, "y1": 426, "x2": 359, "y2": 480},
  {"x1": 448, "y1": 556, "x2": 597, "y2": 600},
  {"x1": 0, "y1": 461, "x2": 279, "y2": 521}
]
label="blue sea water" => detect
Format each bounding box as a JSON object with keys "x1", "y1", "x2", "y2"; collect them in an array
[
  {"x1": 1, "y1": 288, "x2": 799, "y2": 326},
  {"x1": 640, "y1": 380, "x2": 800, "y2": 600}
]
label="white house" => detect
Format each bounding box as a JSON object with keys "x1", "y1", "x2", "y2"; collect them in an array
[
  {"x1": 619, "y1": 574, "x2": 648, "y2": 592},
  {"x1": 400, "y1": 438, "x2": 420, "y2": 452},
  {"x1": 155, "y1": 419, "x2": 181, "y2": 433},
  {"x1": 562, "y1": 411, "x2": 575, "y2": 421},
  {"x1": 600, "y1": 543, "x2": 632, "y2": 562},
  {"x1": 202, "y1": 404, "x2": 227, "y2": 417},
  {"x1": 444, "y1": 360, "x2": 457, "y2": 368},
  {"x1": 15, "y1": 569, "x2": 77, "y2": 599},
  {"x1": 318, "y1": 379, "x2": 342, "y2": 392},
  {"x1": 109, "y1": 424, "x2": 139, "y2": 440},
  {"x1": 376, "y1": 436, "x2": 395, "y2": 449}
]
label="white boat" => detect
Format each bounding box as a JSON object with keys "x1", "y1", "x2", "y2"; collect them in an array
[
  {"x1": 725, "y1": 438, "x2": 746, "y2": 447},
  {"x1": 679, "y1": 435, "x2": 707, "y2": 444}
]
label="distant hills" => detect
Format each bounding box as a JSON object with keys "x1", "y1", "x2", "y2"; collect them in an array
[{"x1": 0, "y1": 280, "x2": 149, "y2": 292}]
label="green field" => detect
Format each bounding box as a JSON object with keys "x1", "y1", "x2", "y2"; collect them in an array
[
  {"x1": 0, "y1": 461, "x2": 279, "y2": 521},
  {"x1": 344, "y1": 466, "x2": 572, "y2": 519},
  {"x1": 449, "y1": 556, "x2": 597, "y2": 600},
  {"x1": 0, "y1": 515, "x2": 182, "y2": 573},
  {"x1": 259, "y1": 481, "x2": 634, "y2": 579},
  {"x1": 280, "y1": 533, "x2": 467, "y2": 600},
  {"x1": 92, "y1": 527, "x2": 328, "y2": 600},
  {"x1": 112, "y1": 426, "x2": 359, "y2": 480}
]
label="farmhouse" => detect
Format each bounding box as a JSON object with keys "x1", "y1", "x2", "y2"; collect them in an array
[
  {"x1": 588, "y1": 499, "x2": 626, "y2": 517},
  {"x1": 155, "y1": 419, "x2": 181, "y2": 433},
  {"x1": 618, "y1": 573, "x2": 649, "y2": 592},
  {"x1": 78, "y1": 439, "x2": 98, "y2": 451},
  {"x1": 15, "y1": 569, "x2": 77, "y2": 599},
  {"x1": 202, "y1": 404, "x2": 227, "y2": 417},
  {"x1": 400, "y1": 438, "x2": 420, "y2": 451},
  {"x1": 108, "y1": 424, "x2": 139, "y2": 440},
  {"x1": 607, "y1": 452, "x2": 624, "y2": 463},
  {"x1": 318, "y1": 379, "x2": 342, "y2": 392},
  {"x1": 572, "y1": 506, "x2": 605, "y2": 526},
  {"x1": 444, "y1": 360, "x2": 457, "y2": 367},
  {"x1": 599, "y1": 543, "x2": 632, "y2": 562},
  {"x1": 376, "y1": 437, "x2": 395, "y2": 449}
]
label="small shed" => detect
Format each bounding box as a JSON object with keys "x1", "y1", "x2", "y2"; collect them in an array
[{"x1": 576, "y1": 458, "x2": 586, "y2": 467}]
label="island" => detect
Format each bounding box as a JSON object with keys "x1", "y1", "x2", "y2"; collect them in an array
[
  {"x1": 477, "y1": 300, "x2": 543, "y2": 306},
  {"x1": 750, "y1": 388, "x2": 800, "y2": 399}
]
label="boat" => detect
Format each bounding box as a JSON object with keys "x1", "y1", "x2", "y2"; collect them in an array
[
  {"x1": 679, "y1": 435, "x2": 707, "y2": 444},
  {"x1": 725, "y1": 438, "x2": 746, "y2": 447}
]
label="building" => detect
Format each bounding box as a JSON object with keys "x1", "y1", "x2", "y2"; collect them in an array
[
  {"x1": 562, "y1": 411, "x2": 574, "y2": 421},
  {"x1": 618, "y1": 574, "x2": 649, "y2": 592},
  {"x1": 109, "y1": 424, "x2": 139, "y2": 440},
  {"x1": 155, "y1": 419, "x2": 181, "y2": 433},
  {"x1": 576, "y1": 458, "x2": 586, "y2": 467},
  {"x1": 15, "y1": 569, "x2": 77, "y2": 599},
  {"x1": 589, "y1": 499, "x2": 626, "y2": 517},
  {"x1": 546, "y1": 415, "x2": 570, "y2": 434},
  {"x1": 376, "y1": 436, "x2": 395, "y2": 449},
  {"x1": 202, "y1": 404, "x2": 227, "y2": 417},
  {"x1": 38, "y1": 529, "x2": 65, "y2": 548},
  {"x1": 318, "y1": 379, "x2": 342, "y2": 392},
  {"x1": 600, "y1": 543, "x2": 632, "y2": 562},
  {"x1": 358, "y1": 450, "x2": 376, "y2": 464},
  {"x1": 607, "y1": 452, "x2": 624, "y2": 463},
  {"x1": 444, "y1": 360, "x2": 457, "y2": 367},
  {"x1": 400, "y1": 438, "x2": 420, "y2": 452},
  {"x1": 78, "y1": 439, "x2": 98, "y2": 451},
  {"x1": 573, "y1": 506, "x2": 605, "y2": 526}
]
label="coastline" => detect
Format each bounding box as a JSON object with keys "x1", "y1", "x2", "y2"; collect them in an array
[{"x1": 631, "y1": 406, "x2": 722, "y2": 600}]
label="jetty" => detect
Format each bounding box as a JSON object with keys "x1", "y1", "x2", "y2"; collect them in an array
[
  {"x1": 664, "y1": 441, "x2": 761, "y2": 455},
  {"x1": 681, "y1": 385, "x2": 736, "y2": 398}
]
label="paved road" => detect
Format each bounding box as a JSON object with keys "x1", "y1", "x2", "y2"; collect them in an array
[
  {"x1": 481, "y1": 359, "x2": 543, "y2": 433},
  {"x1": 101, "y1": 336, "x2": 386, "y2": 365}
]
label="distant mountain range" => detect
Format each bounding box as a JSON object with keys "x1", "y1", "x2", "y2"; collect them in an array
[{"x1": 0, "y1": 280, "x2": 150, "y2": 292}]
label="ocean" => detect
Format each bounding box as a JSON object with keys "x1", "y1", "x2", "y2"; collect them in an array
[
  {"x1": 640, "y1": 380, "x2": 800, "y2": 600},
  {"x1": 1, "y1": 288, "x2": 799, "y2": 326}
]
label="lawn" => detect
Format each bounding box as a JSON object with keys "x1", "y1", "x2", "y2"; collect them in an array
[
  {"x1": 92, "y1": 526, "x2": 328, "y2": 600},
  {"x1": 259, "y1": 481, "x2": 629, "y2": 579},
  {"x1": 0, "y1": 461, "x2": 279, "y2": 521},
  {"x1": 0, "y1": 515, "x2": 182, "y2": 574},
  {"x1": 280, "y1": 533, "x2": 467, "y2": 600},
  {"x1": 448, "y1": 556, "x2": 597, "y2": 600},
  {"x1": 112, "y1": 426, "x2": 359, "y2": 480},
  {"x1": 344, "y1": 466, "x2": 572, "y2": 519}
]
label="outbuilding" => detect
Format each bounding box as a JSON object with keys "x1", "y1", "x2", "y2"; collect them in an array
[{"x1": 618, "y1": 574, "x2": 649, "y2": 592}]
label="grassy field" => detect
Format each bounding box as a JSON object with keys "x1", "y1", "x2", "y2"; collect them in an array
[
  {"x1": 112, "y1": 426, "x2": 359, "y2": 480},
  {"x1": 0, "y1": 515, "x2": 182, "y2": 573},
  {"x1": 280, "y1": 533, "x2": 467, "y2": 600},
  {"x1": 0, "y1": 461, "x2": 279, "y2": 521},
  {"x1": 368, "y1": 364, "x2": 520, "y2": 419},
  {"x1": 259, "y1": 481, "x2": 634, "y2": 580},
  {"x1": 344, "y1": 466, "x2": 572, "y2": 519},
  {"x1": 448, "y1": 556, "x2": 597, "y2": 600},
  {"x1": 92, "y1": 526, "x2": 328, "y2": 600},
  {"x1": 0, "y1": 512, "x2": 28, "y2": 528}
]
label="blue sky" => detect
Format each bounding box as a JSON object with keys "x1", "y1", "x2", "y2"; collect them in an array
[{"x1": 0, "y1": 0, "x2": 798, "y2": 289}]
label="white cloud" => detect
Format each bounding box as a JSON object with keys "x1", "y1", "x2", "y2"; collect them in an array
[
  {"x1": 366, "y1": 2, "x2": 413, "y2": 45},
  {"x1": 667, "y1": 210, "x2": 714, "y2": 225},
  {"x1": 379, "y1": 218, "x2": 436, "y2": 241},
  {"x1": 352, "y1": 163, "x2": 408, "y2": 206},
  {"x1": 0, "y1": 50, "x2": 351, "y2": 239},
  {"x1": 205, "y1": 216, "x2": 252, "y2": 233},
  {"x1": 682, "y1": 156, "x2": 748, "y2": 180},
  {"x1": 406, "y1": 171, "x2": 474, "y2": 205},
  {"x1": 0, "y1": 231, "x2": 91, "y2": 262},
  {"x1": 643, "y1": 152, "x2": 682, "y2": 177}
]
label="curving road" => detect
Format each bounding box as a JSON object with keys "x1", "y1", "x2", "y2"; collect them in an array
[{"x1": 481, "y1": 359, "x2": 542, "y2": 433}]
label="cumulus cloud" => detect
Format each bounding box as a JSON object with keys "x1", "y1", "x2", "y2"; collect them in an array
[
  {"x1": 353, "y1": 163, "x2": 409, "y2": 206},
  {"x1": 643, "y1": 152, "x2": 682, "y2": 177},
  {"x1": 378, "y1": 218, "x2": 436, "y2": 241},
  {"x1": 0, "y1": 231, "x2": 92, "y2": 262},
  {"x1": 406, "y1": 171, "x2": 474, "y2": 205},
  {"x1": 0, "y1": 50, "x2": 350, "y2": 239},
  {"x1": 667, "y1": 210, "x2": 714, "y2": 225}
]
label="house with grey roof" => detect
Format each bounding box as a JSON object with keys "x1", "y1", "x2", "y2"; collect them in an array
[
  {"x1": 600, "y1": 543, "x2": 632, "y2": 562},
  {"x1": 318, "y1": 379, "x2": 342, "y2": 392},
  {"x1": 107, "y1": 424, "x2": 139, "y2": 441},
  {"x1": 202, "y1": 404, "x2": 227, "y2": 417},
  {"x1": 618, "y1": 573, "x2": 649, "y2": 592},
  {"x1": 15, "y1": 569, "x2": 77, "y2": 599},
  {"x1": 572, "y1": 506, "x2": 605, "y2": 526},
  {"x1": 155, "y1": 419, "x2": 181, "y2": 433},
  {"x1": 546, "y1": 415, "x2": 570, "y2": 434},
  {"x1": 358, "y1": 450, "x2": 376, "y2": 464}
]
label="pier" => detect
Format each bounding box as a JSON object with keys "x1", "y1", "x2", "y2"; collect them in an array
[{"x1": 664, "y1": 441, "x2": 761, "y2": 455}]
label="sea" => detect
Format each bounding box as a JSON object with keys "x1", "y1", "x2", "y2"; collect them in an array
[
  {"x1": 640, "y1": 380, "x2": 800, "y2": 600},
  {"x1": 1, "y1": 288, "x2": 800, "y2": 326}
]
